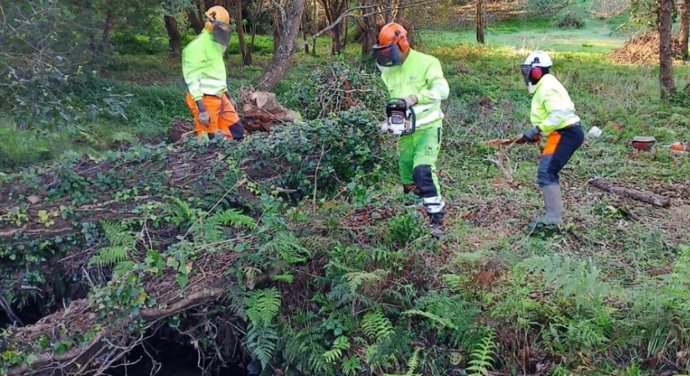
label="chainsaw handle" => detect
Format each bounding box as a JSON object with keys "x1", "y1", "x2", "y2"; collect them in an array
[{"x1": 403, "y1": 107, "x2": 416, "y2": 136}]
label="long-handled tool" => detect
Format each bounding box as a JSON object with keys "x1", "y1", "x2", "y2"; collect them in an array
[
  {"x1": 482, "y1": 135, "x2": 535, "y2": 185},
  {"x1": 483, "y1": 135, "x2": 529, "y2": 148}
]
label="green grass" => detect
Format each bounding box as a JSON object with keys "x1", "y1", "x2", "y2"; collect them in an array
[{"x1": 421, "y1": 16, "x2": 629, "y2": 53}]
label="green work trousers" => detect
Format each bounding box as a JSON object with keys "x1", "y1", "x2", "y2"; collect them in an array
[{"x1": 398, "y1": 122, "x2": 442, "y2": 197}]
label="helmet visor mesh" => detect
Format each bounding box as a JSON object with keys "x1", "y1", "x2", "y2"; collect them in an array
[{"x1": 373, "y1": 43, "x2": 402, "y2": 66}]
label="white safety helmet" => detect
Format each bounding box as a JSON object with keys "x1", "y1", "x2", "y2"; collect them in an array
[{"x1": 521, "y1": 50, "x2": 553, "y2": 94}]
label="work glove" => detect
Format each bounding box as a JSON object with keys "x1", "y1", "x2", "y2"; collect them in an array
[
  {"x1": 379, "y1": 120, "x2": 390, "y2": 134},
  {"x1": 198, "y1": 111, "x2": 211, "y2": 125},
  {"x1": 522, "y1": 126, "x2": 541, "y2": 143},
  {"x1": 404, "y1": 95, "x2": 418, "y2": 108},
  {"x1": 195, "y1": 100, "x2": 210, "y2": 125}
]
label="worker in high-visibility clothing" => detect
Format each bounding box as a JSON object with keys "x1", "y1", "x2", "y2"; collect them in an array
[
  {"x1": 520, "y1": 50, "x2": 584, "y2": 228},
  {"x1": 373, "y1": 22, "x2": 450, "y2": 236},
  {"x1": 182, "y1": 5, "x2": 244, "y2": 141}
]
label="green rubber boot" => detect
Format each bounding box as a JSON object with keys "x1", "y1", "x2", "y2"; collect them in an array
[{"x1": 525, "y1": 184, "x2": 564, "y2": 234}]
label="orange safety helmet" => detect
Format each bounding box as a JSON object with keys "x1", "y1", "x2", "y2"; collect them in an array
[
  {"x1": 204, "y1": 6, "x2": 233, "y2": 46},
  {"x1": 205, "y1": 6, "x2": 231, "y2": 24},
  {"x1": 373, "y1": 22, "x2": 410, "y2": 67}
]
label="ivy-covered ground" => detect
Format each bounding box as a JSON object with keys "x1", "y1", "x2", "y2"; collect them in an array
[{"x1": 3, "y1": 14, "x2": 690, "y2": 376}]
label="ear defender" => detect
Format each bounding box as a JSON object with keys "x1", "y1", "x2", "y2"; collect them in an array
[
  {"x1": 397, "y1": 35, "x2": 410, "y2": 53},
  {"x1": 530, "y1": 66, "x2": 543, "y2": 81}
]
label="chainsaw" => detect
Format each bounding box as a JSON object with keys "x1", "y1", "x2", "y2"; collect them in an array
[{"x1": 383, "y1": 98, "x2": 416, "y2": 136}]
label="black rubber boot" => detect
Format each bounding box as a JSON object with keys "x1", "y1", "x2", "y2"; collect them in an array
[{"x1": 429, "y1": 212, "x2": 446, "y2": 237}]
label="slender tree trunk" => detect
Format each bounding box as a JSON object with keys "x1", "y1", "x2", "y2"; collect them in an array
[
  {"x1": 187, "y1": 9, "x2": 204, "y2": 33},
  {"x1": 233, "y1": 0, "x2": 252, "y2": 65},
  {"x1": 257, "y1": 0, "x2": 307, "y2": 90},
  {"x1": 360, "y1": 0, "x2": 378, "y2": 56},
  {"x1": 248, "y1": 0, "x2": 263, "y2": 53},
  {"x1": 384, "y1": 0, "x2": 393, "y2": 22},
  {"x1": 394, "y1": 0, "x2": 405, "y2": 23},
  {"x1": 476, "y1": 0, "x2": 485, "y2": 44},
  {"x1": 680, "y1": 0, "x2": 690, "y2": 60},
  {"x1": 659, "y1": 0, "x2": 676, "y2": 100},
  {"x1": 102, "y1": 8, "x2": 114, "y2": 53},
  {"x1": 312, "y1": 0, "x2": 318, "y2": 56},
  {"x1": 331, "y1": 23, "x2": 342, "y2": 55},
  {"x1": 343, "y1": 17, "x2": 348, "y2": 50},
  {"x1": 302, "y1": 1, "x2": 310, "y2": 55},
  {"x1": 272, "y1": 8, "x2": 282, "y2": 54},
  {"x1": 164, "y1": 15, "x2": 182, "y2": 57},
  {"x1": 250, "y1": 24, "x2": 258, "y2": 53}
]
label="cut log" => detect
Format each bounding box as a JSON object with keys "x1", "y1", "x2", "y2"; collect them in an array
[{"x1": 589, "y1": 178, "x2": 671, "y2": 208}]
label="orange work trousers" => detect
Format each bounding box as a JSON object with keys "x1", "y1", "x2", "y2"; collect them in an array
[{"x1": 185, "y1": 93, "x2": 240, "y2": 139}]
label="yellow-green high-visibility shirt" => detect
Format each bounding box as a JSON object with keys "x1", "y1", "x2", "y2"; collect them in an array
[
  {"x1": 531, "y1": 74, "x2": 581, "y2": 136},
  {"x1": 379, "y1": 49, "x2": 450, "y2": 128},
  {"x1": 182, "y1": 30, "x2": 228, "y2": 101}
]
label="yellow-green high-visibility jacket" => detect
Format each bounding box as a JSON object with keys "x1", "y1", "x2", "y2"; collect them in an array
[
  {"x1": 182, "y1": 30, "x2": 227, "y2": 101},
  {"x1": 380, "y1": 49, "x2": 450, "y2": 128},
  {"x1": 531, "y1": 74, "x2": 581, "y2": 136}
]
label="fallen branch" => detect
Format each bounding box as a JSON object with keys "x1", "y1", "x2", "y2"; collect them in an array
[
  {"x1": 589, "y1": 178, "x2": 671, "y2": 208},
  {"x1": 6, "y1": 287, "x2": 225, "y2": 376}
]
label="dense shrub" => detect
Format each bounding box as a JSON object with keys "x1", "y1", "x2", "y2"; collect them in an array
[
  {"x1": 282, "y1": 61, "x2": 386, "y2": 120},
  {"x1": 558, "y1": 12, "x2": 585, "y2": 29}
]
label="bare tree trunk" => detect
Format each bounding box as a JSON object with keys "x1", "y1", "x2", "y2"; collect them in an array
[
  {"x1": 681, "y1": 0, "x2": 690, "y2": 60},
  {"x1": 394, "y1": 0, "x2": 405, "y2": 23},
  {"x1": 233, "y1": 0, "x2": 252, "y2": 65},
  {"x1": 331, "y1": 23, "x2": 342, "y2": 54},
  {"x1": 248, "y1": 0, "x2": 265, "y2": 54},
  {"x1": 164, "y1": 15, "x2": 182, "y2": 57},
  {"x1": 312, "y1": 0, "x2": 318, "y2": 56},
  {"x1": 102, "y1": 8, "x2": 114, "y2": 53},
  {"x1": 384, "y1": 0, "x2": 393, "y2": 22},
  {"x1": 360, "y1": 0, "x2": 378, "y2": 56},
  {"x1": 659, "y1": 0, "x2": 676, "y2": 100},
  {"x1": 302, "y1": 0, "x2": 310, "y2": 55},
  {"x1": 343, "y1": 17, "x2": 348, "y2": 50},
  {"x1": 272, "y1": 8, "x2": 282, "y2": 54},
  {"x1": 257, "y1": 0, "x2": 307, "y2": 90},
  {"x1": 476, "y1": 0, "x2": 485, "y2": 44},
  {"x1": 187, "y1": 8, "x2": 204, "y2": 33}
]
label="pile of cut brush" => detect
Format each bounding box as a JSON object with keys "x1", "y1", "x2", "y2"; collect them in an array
[
  {"x1": 611, "y1": 31, "x2": 684, "y2": 64},
  {"x1": 169, "y1": 88, "x2": 300, "y2": 143},
  {"x1": 0, "y1": 108, "x2": 381, "y2": 321}
]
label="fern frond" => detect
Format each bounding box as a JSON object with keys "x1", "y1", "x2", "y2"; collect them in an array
[
  {"x1": 88, "y1": 246, "x2": 129, "y2": 267},
  {"x1": 272, "y1": 273, "x2": 295, "y2": 284},
  {"x1": 402, "y1": 309, "x2": 458, "y2": 330},
  {"x1": 260, "y1": 231, "x2": 310, "y2": 263},
  {"x1": 246, "y1": 288, "x2": 282, "y2": 327},
  {"x1": 383, "y1": 348, "x2": 422, "y2": 376},
  {"x1": 344, "y1": 270, "x2": 388, "y2": 293},
  {"x1": 323, "y1": 336, "x2": 351, "y2": 363},
  {"x1": 245, "y1": 323, "x2": 278, "y2": 369},
  {"x1": 212, "y1": 208, "x2": 256, "y2": 229},
  {"x1": 112, "y1": 260, "x2": 137, "y2": 278},
  {"x1": 193, "y1": 216, "x2": 225, "y2": 243},
  {"x1": 165, "y1": 196, "x2": 197, "y2": 226},
  {"x1": 341, "y1": 356, "x2": 364, "y2": 376},
  {"x1": 467, "y1": 329, "x2": 497, "y2": 376},
  {"x1": 361, "y1": 311, "x2": 394, "y2": 341},
  {"x1": 101, "y1": 220, "x2": 135, "y2": 246},
  {"x1": 363, "y1": 343, "x2": 379, "y2": 365}
]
